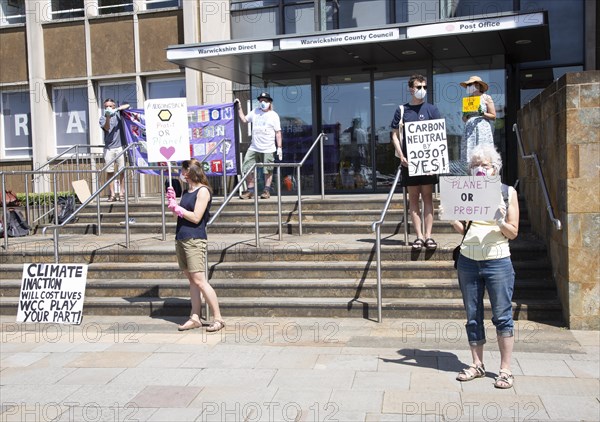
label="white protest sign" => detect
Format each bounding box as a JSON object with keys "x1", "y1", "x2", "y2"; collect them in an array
[
  {"x1": 17, "y1": 264, "x2": 88, "y2": 325},
  {"x1": 404, "y1": 118, "x2": 449, "y2": 176},
  {"x1": 144, "y1": 98, "x2": 190, "y2": 163},
  {"x1": 439, "y1": 175, "x2": 502, "y2": 221}
]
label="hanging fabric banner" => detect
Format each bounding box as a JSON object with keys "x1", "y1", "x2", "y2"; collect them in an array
[{"x1": 122, "y1": 103, "x2": 238, "y2": 176}]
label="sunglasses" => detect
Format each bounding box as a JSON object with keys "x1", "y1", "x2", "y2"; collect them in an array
[{"x1": 414, "y1": 85, "x2": 427, "y2": 90}]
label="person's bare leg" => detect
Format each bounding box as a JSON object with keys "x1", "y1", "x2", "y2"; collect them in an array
[
  {"x1": 107, "y1": 172, "x2": 115, "y2": 198},
  {"x1": 187, "y1": 271, "x2": 222, "y2": 321},
  {"x1": 407, "y1": 186, "x2": 423, "y2": 240},
  {"x1": 496, "y1": 335, "x2": 514, "y2": 387},
  {"x1": 421, "y1": 184, "x2": 434, "y2": 239},
  {"x1": 264, "y1": 172, "x2": 273, "y2": 190}
]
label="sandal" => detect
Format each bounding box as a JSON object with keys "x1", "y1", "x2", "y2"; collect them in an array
[
  {"x1": 119, "y1": 194, "x2": 125, "y2": 201},
  {"x1": 107, "y1": 195, "x2": 117, "y2": 202},
  {"x1": 177, "y1": 318, "x2": 202, "y2": 331},
  {"x1": 456, "y1": 363, "x2": 486, "y2": 381},
  {"x1": 494, "y1": 369, "x2": 514, "y2": 389},
  {"x1": 206, "y1": 319, "x2": 225, "y2": 333},
  {"x1": 424, "y1": 238, "x2": 437, "y2": 250},
  {"x1": 412, "y1": 238, "x2": 425, "y2": 250}
]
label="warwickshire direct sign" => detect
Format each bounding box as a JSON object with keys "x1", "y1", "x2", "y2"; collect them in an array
[{"x1": 167, "y1": 40, "x2": 274, "y2": 60}]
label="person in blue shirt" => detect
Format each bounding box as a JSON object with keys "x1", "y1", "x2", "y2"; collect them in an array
[{"x1": 391, "y1": 74, "x2": 441, "y2": 251}]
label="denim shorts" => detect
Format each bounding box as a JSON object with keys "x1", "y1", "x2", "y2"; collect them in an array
[
  {"x1": 457, "y1": 254, "x2": 515, "y2": 346},
  {"x1": 175, "y1": 238, "x2": 207, "y2": 273}
]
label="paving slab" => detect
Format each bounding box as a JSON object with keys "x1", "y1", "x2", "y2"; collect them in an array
[{"x1": 0, "y1": 315, "x2": 598, "y2": 421}]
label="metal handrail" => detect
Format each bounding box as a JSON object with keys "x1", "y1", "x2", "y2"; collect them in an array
[
  {"x1": 512, "y1": 123, "x2": 562, "y2": 230},
  {"x1": 42, "y1": 164, "x2": 171, "y2": 262},
  {"x1": 208, "y1": 132, "x2": 327, "y2": 246},
  {"x1": 370, "y1": 165, "x2": 407, "y2": 323}
]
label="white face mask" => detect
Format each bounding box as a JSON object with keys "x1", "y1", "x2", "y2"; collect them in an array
[
  {"x1": 259, "y1": 101, "x2": 270, "y2": 111},
  {"x1": 471, "y1": 165, "x2": 492, "y2": 176},
  {"x1": 414, "y1": 88, "x2": 427, "y2": 100},
  {"x1": 179, "y1": 173, "x2": 187, "y2": 184},
  {"x1": 466, "y1": 85, "x2": 478, "y2": 95},
  {"x1": 105, "y1": 107, "x2": 116, "y2": 116}
]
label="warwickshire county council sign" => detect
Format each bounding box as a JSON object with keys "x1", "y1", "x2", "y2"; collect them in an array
[{"x1": 280, "y1": 28, "x2": 400, "y2": 50}]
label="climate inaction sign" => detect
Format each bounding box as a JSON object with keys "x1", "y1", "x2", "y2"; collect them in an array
[{"x1": 17, "y1": 264, "x2": 88, "y2": 325}]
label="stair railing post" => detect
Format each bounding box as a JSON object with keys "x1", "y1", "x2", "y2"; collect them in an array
[
  {"x1": 1, "y1": 173, "x2": 8, "y2": 249},
  {"x1": 96, "y1": 171, "x2": 102, "y2": 236},
  {"x1": 53, "y1": 229, "x2": 59, "y2": 263},
  {"x1": 296, "y1": 166, "x2": 303, "y2": 236},
  {"x1": 375, "y1": 224, "x2": 383, "y2": 323},
  {"x1": 276, "y1": 166, "x2": 283, "y2": 241},
  {"x1": 320, "y1": 134, "x2": 325, "y2": 199},
  {"x1": 124, "y1": 168, "x2": 130, "y2": 249},
  {"x1": 403, "y1": 188, "x2": 408, "y2": 244},
  {"x1": 254, "y1": 166, "x2": 260, "y2": 247}
]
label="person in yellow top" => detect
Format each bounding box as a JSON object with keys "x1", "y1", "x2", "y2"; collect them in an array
[{"x1": 452, "y1": 143, "x2": 519, "y2": 389}]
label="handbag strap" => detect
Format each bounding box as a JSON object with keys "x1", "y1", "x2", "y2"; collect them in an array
[{"x1": 459, "y1": 221, "x2": 472, "y2": 246}]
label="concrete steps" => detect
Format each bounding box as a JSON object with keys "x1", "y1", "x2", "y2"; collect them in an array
[{"x1": 0, "y1": 195, "x2": 559, "y2": 321}]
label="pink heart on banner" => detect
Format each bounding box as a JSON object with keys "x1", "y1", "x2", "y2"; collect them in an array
[{"x1": 160, "y1": 146, "x2": 176, "y2": 160}]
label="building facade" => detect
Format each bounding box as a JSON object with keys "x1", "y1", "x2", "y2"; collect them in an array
[{"x1": 0, "y1": 0, "x2": 597, "y2": 194}]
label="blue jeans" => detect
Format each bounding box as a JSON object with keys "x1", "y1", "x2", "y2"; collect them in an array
[{"x1": 457, "y1": 255, "x2": 515, "y2": 346}]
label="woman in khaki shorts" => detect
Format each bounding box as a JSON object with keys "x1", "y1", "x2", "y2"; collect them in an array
[{"x1": 166, "y1": 158, "x2": 225, "y2": 332}]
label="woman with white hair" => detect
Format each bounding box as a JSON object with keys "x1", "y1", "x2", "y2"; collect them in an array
[{"x1": 452, "y1": 143, "x2": 519, "y2": 389}]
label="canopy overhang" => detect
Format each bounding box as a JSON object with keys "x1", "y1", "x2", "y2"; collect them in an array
[{"x1": 167, "y1": 11, "x2": 549, "y2": 84}]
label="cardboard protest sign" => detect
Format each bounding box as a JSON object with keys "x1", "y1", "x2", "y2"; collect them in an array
[
  {"x1": 404, "y1": 118, "x2": 449, "y2": 176},
  {"x1": 17, "y1": 264, "x2": 88, "y2": 325},
  {"x1": 144, "y1": 98, "x2": 190, "y2": 163},
  {"x1": 462, "y1": 96, "x2": 481, "y2": 113},
  {"x1": 439, "y1": 175, "x2": 502, "y2": 220}
]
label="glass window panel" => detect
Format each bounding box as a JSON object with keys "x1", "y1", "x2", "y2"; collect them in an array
[
  {"x1": 53, "y1": 86, "x2": 90, "y2": 152},
  {"x1": 145, "y1": 0, "x2": 179, "y2": 10},
  {"x1": 521, "y1": 0, "x2": 584, "y2": 67},
  {"x1": 231, "y1": 1, "x2": 279, "y2": 11},
  {"x1": 284, "y1": 3, "x2": 314, "y2": 34},
  {"x1": 99, "y1": 82, "x2": 138, "y2": 109},
  {"x1": 1, "y1": 90, "x2": 32, "y2": 157},
  {"x1": 231, "y1": 7, "x2": 279, "y2": 39},
  {"x1": 147, "y1": 79, "x2": 185, "y2": 99},
  {"x1": 50, "y1": 0, "x2": 84, "y2": 20},
  {"x1": 338, "y1": 0, "x2": 390, "y2": 29},
  {"x1": 1, "y1": 0, "x2": 26, "y2": 25},
  {"x1": 396, "y1": 0, "x2": 440, "y2": 24},
  {"x1": 449, "y1": 0, "x2": 513, "y2": 17},
  {"x1": 98, "y1": 0, "x2": 133, "y2": 15}
]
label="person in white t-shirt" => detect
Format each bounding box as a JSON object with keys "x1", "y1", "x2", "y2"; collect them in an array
[{"x1": 234, "y1": 92, "x2": 283, "y2": 199}]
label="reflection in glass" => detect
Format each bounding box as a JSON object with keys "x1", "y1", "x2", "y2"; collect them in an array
[{"x1": 321, "y1": 74, "x2": 372, "y2": 191}]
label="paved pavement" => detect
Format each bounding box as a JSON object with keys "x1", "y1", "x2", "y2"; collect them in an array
[{"x1": 1, "y1": 316, "x2": 598, "y2": 422}]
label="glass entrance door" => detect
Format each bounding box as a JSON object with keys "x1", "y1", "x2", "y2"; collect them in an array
[
  {"x1": 321, "y1": 74, "x2": 373, "y2": 191},
  {"x1": 320, "y1": 69, "x2": 426, "y2": 193}
]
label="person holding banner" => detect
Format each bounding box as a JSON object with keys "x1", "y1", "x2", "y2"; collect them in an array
[
  {"x1": 166, "y1": 159, "x2": 225, "y2": 333},
  {"x1": 99, "y1": 99, "x2": 130, "y2": 202},
  {"x1": 391, "y1": 74, "x2": 441, "y2": 250},
  {"x1": 234, "y1": 92, "x2": 283, "y2": 200},
  {"x1": 451, "y1": 144, "x2": 519, "y2": 389},
  {"x1": 460, "y1": 76, "x2": 496, "y2": 173}
]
